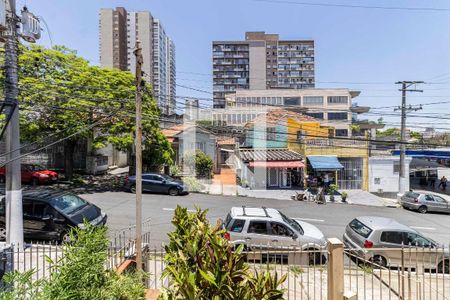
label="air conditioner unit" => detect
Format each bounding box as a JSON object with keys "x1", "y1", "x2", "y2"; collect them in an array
[{"x1": 21, "y1": 8, "x2": 40, "y2": 43}]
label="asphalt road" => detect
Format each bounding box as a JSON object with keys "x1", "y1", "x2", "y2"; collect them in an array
[{"x1": 81, "y1": 191, "x2": 450, "y2": 247}]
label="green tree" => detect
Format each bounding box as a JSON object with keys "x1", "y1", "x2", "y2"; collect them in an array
[
  {"x1": 184, "y1": 150, "x2": 214, "y2": 179},
  {"x1": 1, "y1": 45, "x2": 172, "y2": 179}
]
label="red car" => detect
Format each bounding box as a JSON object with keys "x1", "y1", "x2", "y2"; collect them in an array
[{"x1": 0, "y1": 164, "x2": 58, "y2": 185}]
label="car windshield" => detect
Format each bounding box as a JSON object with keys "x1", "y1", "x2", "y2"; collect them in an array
[
  {"x1": 278, "y1": 211, "x2": 303, "y2": 235},
  {"x1": 161, "y1": 175, "x2": 174, "y2": 181},
  {"x1": 49, "y1": 194, "x2": 88, "y2": 215},
  {"x1": 349, "y1": 219, "x2": 372, "y2": 238}
]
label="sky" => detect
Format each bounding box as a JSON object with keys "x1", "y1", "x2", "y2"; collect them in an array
[{"x1": 23, "y1": 0, "x2": 450, "y2": 132}]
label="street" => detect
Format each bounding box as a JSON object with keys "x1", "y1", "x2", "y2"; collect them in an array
[{"x1": 82, "y1": 191, "x2": 450, "y2": 247}]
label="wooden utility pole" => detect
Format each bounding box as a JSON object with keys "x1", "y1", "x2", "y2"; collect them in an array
[
  {"x1": 395, "y1": 81, "x2": 423, "y2": 195},
  {"x1": 134, "y1": 41, "x2": 143, "y2": 270}
]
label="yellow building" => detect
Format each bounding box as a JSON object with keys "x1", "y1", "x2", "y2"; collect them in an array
[{"x1": 286, "y1": 115, "x2": 369, "y2": 190}]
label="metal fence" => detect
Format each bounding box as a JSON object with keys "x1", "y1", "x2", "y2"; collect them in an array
[{"x1": 4, "y1": 237, "x2": 450, "y2": 300}]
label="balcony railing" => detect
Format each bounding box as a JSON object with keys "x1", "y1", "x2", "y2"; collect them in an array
[{"x1": 303, "y1": 138, "x2": 368, "y2": 148}]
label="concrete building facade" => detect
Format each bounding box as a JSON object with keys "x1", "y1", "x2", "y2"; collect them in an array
[
  {"x1": 212, "y1": 31, "x2": 315, "y2": 108},
  {"x1": 99, "y1": 7, "x2": 176, "y2": 115}
]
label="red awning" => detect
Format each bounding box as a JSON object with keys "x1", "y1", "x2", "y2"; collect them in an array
[{"x1": 249, "y1": 161, "x2": 305, "y2": 168}]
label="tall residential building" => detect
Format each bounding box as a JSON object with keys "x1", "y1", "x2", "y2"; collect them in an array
[
  {"x1": 212, "y1": 31, "x2": 315, "y2": 108},
  {"x1": 99, "y1": 7, "x2": 176, "y2": 115}
]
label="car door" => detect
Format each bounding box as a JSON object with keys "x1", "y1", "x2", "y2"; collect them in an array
[
  {"x1": 22, "y1": 199, "x2": 37, "y2": 237},
  {"x1": 245, "y1": 220, "x2": 271, "y2": 248},
  {"x1": 423, "y1": 194, "x2": 438, "y2": 212},
  {"x1": 142, "y1": 175, "x2": 153, "y2": 192},
  {"x1": 151, "y1": 175, "x2": 166, "y2": 193},
  {"x1": 269, "y1": 222, "x2": 298, "y2": 248},
  {"x1": 432, "y1": 195, "x2": 449, "y2": 212},
  {"x1": 404, "y1": 232, "x2": 438, "y2": 270},
  {"x1": 377, "y1": 231, "x2": 405, "y2": 267},
  {"x1": 32, "y1": 201, "x2": 62, "y2": 240}
]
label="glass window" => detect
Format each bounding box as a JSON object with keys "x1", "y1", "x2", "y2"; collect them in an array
[
  {"x1": 247, "y1": 221, "x2": 268, "y2": 234},
  {"x1": 328, "y1": 113, "x2": 348, "y2": 120},
  {"x1": 230, "y1": 219, "x2": 246, "y2": 233},
  {"x1": 270, "y1": 222, "x2": 294, "y2": 237},
  {"x1": 33, "y1": 202, "x2": 47, "y2": 218},
  {"x1": 304, "y1": 96, "x2": 324, "y2": 105},
  {"x1": 284, "y1": 97, "x2": 300, "y2": 106},
  {"x1": 327, "y1": 96, "x2": 348, "y2": 104},
  {"x1": 23, "y1": 200, "x2": 33, "y2": 217},
  {"x1": 433, "y1": 195, "x2": 447, "y2": 203},
  {"x1": 424, "y1": 195, "x2": 434, "y2": 201},
  {"x1": 49, "y1": 194, "x2": 88, "y2": 215},
  {"x1": 380, "y1": 231, "x2": 405, "y2": 244},
  {"x1": 335, "y1": 129, "x2": 348, "y2": 137},
  {"x1": 349, "y1": 218, "x2": 372, "y2": 238},
  {"x1": 406, "y1": 233, "x2": 432, "y2": 247},
  {"x1": 278, "y1": 211, "x2": 303, "y2": 235},
  {"x1": 305, "y1": 112, "x2": 324, "y2": 119}
]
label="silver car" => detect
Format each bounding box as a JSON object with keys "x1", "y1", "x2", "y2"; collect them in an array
[
  {"x1": 400, "y1": 191, "x2": 450, "y2": 213},
  {"x1": 343, "y1": 216, "x2": 449, "y2": 272},
  {"x1": 223, "y1": 206, "x2": 327, "y2": 251}
]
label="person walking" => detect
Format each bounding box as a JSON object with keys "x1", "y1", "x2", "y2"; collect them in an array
[
  {"x1": 429, "y1": 175, "x2": 436, "y2": 189},
  {"x1": 438, "y1": 176, "x2": 447, "y2": 191}
]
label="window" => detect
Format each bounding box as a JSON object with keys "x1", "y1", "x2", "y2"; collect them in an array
[
  {"x1": 49, "y1": 194, "x2": 87, "y2": 215},
  {"x1": 380, "y1": 231, "x2": 405, "y2": 244},
  {"x1": 328, "y1": 113, "x2": 348, "y2": 120},
  {"x1": 335, "y1": 129, "x2": 348, "y2": 137},
  {"x1": 269, "y1": 222, "x2": 293, "y2": 237},
  {"x1": 303, "y1": 96, "x2": 324, "y2": 105},
  {"x1": 23, "y1": 200, "x2": 33, "y2": 217},
  {"x1": 393, "y1": 162, "x2": 400, "y2": 174},
  {"x1": 267, "y1": 127, "x2": 277, "y2": 140},
  {"x1": 230, "y1": 219, "x2": 245, "y2": 233},
  {"x1": 297, "y1": 130, "x2": 306, "y2": 140},
  {"x1": 247, "y1": 221, "x2": 268, "y2": 234},
  {"x1": 406, "y1": 232, "x2": 433, "y2": 247},
  {"x1": 424, "y1": 195, "x2": 434, "y2": 202},
  {"x1": 33, "y1": 202, "x2": 47, "y2": 218},
  {"x1": 433, "y1": 195, "x2": 447, "y2": 203},
  {"x1": 349, "y1": 219, "x2": 372, "y2": 238},
  {"x1": 284, "y1": 97, "x2": 300, "y2": 106},
  {"x1": 305, "y1": 112, "x2": 324, "y2": 119},
  {"x1": 374, "y1": 178, "x2": 381, "y2": 184},
  {"x1": 328, "y1": 96, "x2": 348, "y2": 104}
]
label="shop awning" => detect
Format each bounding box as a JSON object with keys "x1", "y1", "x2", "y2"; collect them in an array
[
  {"x1": 249, "y1": 161, "x2": 305, "y2": 168},
  {"x1": 307, "y1": 156, "x2": 344, "y2": 171}
]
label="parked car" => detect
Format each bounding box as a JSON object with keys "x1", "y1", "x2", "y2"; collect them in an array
[
  {"x1": 124, "y1": 173, "x2": 187, "y2": 196},
  {"x1": 0, "y1": 164, "x2": 58, "y2": 185},
  {"x1": 0, "y1": 190, "x2": 107, "y2": 242},
  {"x1": 343, "y1": 216, "x2": 449, "y2": 272},
  {"x1": 400, "y1": 191, "x2": 450, "y2": 213},
  {"x1": 222, "y1": 206, "x2": 327, "y2": 263}
]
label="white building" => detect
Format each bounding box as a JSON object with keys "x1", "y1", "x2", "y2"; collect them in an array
[{"x1": 369, "y1": 156, "x2": 412, "y2": 194}]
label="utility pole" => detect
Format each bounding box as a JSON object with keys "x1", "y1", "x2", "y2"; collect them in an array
[
  {"x1": 134, "y1": 40, "x2": 143, "y2": 271},
  {"x1": 4, "y1": 0, "x2": 24, "y2": 250},
  {"x1": 395, "y1": 81, "x2": 423, "y2": 195}
]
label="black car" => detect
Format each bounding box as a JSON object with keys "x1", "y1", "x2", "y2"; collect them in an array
[
  {"x1": 124, "y1": 173, "x2": 188, "y2": 196},
  {"x1": 0, "y1": 191, "x2": 107, "y2": 242}
]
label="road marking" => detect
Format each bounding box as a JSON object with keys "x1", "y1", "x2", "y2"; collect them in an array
[
  {"x1": 410, "y1": 226, "x2": 436, "y2": 231},
  {"x1": 163, "y1": 207, "x2": 196, "y2": 213},
  {"x1": 293, "y1": 218, "x2": 325, "y2": 223}
]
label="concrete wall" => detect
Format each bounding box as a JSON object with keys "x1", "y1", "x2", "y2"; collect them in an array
[
  {"x1": 99, "y1": 9, "x2": 114, "y2": 68},
  {"x1": 249, "y1": 41, "x2": 266, "y2": 90},
  {"x1": 369, "y1": 156, "x2": 412, "y2": 193}
]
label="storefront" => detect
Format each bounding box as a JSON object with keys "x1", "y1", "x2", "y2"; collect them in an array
[{"x1": 306, "y1": 155, "x2": 344, "y2": 188}]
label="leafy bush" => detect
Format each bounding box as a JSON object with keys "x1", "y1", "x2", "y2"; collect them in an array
[
  {"x1": 184, "y1": 150, "x2": 214, "y2": 179},
  {"x1": 181, "y1": 176, "x2": 203, "y2": 192},
  {"x1": 158, "y1": 206, "x2": 286, "y2": 300},
  {"x1": 0, "y1": 222, "x2": 146, "y2": 300}
]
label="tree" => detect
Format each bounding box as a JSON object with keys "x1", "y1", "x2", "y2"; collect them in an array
[{"x1": 1, "y1": 45, "x2": 173, "y2": 179}]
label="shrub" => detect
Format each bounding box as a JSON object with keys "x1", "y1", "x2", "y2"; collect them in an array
[
  {"x1": 184, "y1": 150, "x2": 214, "y2": 179},
  {"x1": 0, "y1": 222, "x2": 146, "y2": 300},
  {"x1": 158, "y1": 206, "x2": 286, "y2": 300}
]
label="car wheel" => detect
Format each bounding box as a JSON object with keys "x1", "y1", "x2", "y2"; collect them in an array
[
  {"x1": 129, "y1": 185, "x2": 136, "y2": 194},
  {"x1": 60, "y1": 231, "x2": 71, "y2": 244},
  {"x1": 168, "y1": 187, "x2": 179, "y2": 196},
  {"x1": 418, "y1": 205, "x2": 428, "y2": 214},
  {"x1": 32, "y1": 178, "x2": 39, "y2": 186},
  {"x1": 438, "y1": 260, "x2": 450, "y2": 274},
  {"x1": 371, "y1": 255, "x2": 387, "y2": 268},
  {"x1": 308, "y1": 249, "x2": 324, "y2": 265},
  {"x1": 0, "y1": 225, "x2": 6, "y2": 241}
]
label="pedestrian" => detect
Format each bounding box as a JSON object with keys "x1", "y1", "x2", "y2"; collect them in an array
[{"x1": 438, "y1": 176, "x2": 447, "y2": 191}]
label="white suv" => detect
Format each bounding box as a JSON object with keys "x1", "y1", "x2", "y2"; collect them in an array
[{"x1": 223, "y1": 206, "x2": 327, "y2": 251}]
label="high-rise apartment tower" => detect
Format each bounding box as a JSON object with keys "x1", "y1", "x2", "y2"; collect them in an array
[
  {"x1": 212, "y1": 31, "x2": 314, "y2": 108},
  {"x1": 99, "y1": 7, "x2": 176, "y2": 115}
]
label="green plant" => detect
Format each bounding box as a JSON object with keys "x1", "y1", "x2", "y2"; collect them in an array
[
  {"x1": 340, "y1": 191, "x2": 348, "y2": 202},
  {"x1": 181, "y1": 176, "x2": 203, "y2": 192},
  {"x1": 0, "y1": 222, "x2": 146, "y2": 300},
  {"x1": 158, "y1": 206, "x2": 287, "y2": 300},
  {"x1": 184, "y1": 150, "x2": 214, "y2": 179},
  {"x1": 169, "y1": 165, "x2": 181, "y2": 177}
]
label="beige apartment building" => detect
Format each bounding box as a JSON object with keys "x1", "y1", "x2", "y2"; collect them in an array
[
  {"x1": 212, "y1": 31, "x2": 315, "y2": 108},
  {"x1": 99, "y1": 7, "x2": 176, "y2": 115}
]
